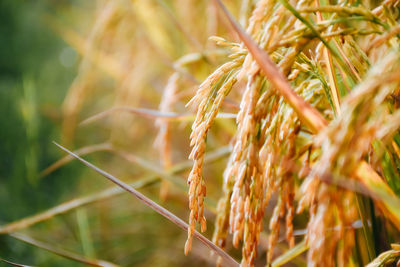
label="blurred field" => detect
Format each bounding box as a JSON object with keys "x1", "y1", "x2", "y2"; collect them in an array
[
  {"x1": 1, "y1": 0, "x2": 400, "y2": 266},
  {"x1": 0, "y1": 1, "x2": 234, "y2": 266}
]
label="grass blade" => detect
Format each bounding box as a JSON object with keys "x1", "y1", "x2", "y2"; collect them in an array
[
  {"x1": 54, "y1": 142, "x2": 239, "y2": 267},
  {"x1": 76, "y1": 208, "x2": 96, "y2": 258},
  {"x1": 9, "y1": 233, "x2": 118, "y2": 267},
  {"x1": 272, "y1": 239, "x2": 309, "y2": 267}
]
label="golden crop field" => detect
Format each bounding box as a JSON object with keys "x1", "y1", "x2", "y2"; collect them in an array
[{"x1": 1, "y1": 0, "x2": 400, "y2": 266}]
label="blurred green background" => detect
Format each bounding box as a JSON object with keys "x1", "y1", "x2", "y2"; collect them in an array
[
  {"x1": 0, "y1": 1, "x2": 83, "y2": 265},
  {"x1": 0, "y1": 1, "x2": 228, "y2": 266}
]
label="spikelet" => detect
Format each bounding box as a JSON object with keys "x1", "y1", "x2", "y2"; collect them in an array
[
  {"x1": 246, "y1": 0, "x2": 277, "y2": 38},
  {"x1": 299, "y1": 51, "x2": 400, "y2": 266},
  {"x1": 210, "y1": 1, "x2": 327, "y2": 265},
  {"x1": 185, "y1": 59, "x2": 240, "y2": 254},
  {"x1": 154, "y1": 72, "x2": 180, "y2": 201},
  {"x1": 267, "y1": 193, "x2": 283, "y2": 265},
  {"x1": 229, "y1": 74, "x2": 263, "y2": 265},
  {"x1": 188, "y1": 0, "x2": 400, "y2": 265}
]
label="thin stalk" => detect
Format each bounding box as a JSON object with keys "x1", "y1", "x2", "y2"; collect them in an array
[
  {"x1": 54, "y1": 142, "x2": 239, "y2": 266},
  {"x1": 9, "y1": 232, "x2": 118, "y2": 267},
  {"x1": 40, "y1": 143, "x2": 113, "y2": 178},
  {"x1": 0, "y1": 147, "x2": 230, "y2": 234},
  {"x1": 272, "y1": 239, "x2": 309, "y2": 267}
]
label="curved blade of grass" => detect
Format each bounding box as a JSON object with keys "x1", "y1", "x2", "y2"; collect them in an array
[
  {"x1": 272, "y1": 239, "x2": 308, "y2": 267},
  {"x1": 80, "y1": 106, "x2": 236, "y2": 126},
  {"x1": 0, "y1": 147, "x2": 230, "y2": 234},
  {"x1": 214, "y1": 0, "x2": 400, "y2": 230},
  {"x1": 9, "y1": 232, "x2": 118, "y2": 267},
  {"x1": 54, "y1": 142, "x2": 239, "y2": 266}
]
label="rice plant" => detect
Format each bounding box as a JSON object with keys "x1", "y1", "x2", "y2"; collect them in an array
[{"x1": 2, "y1": 0, "x2": 400, "y2": 266}]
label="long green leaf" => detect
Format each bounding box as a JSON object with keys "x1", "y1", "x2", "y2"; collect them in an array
[{"x1": 272, "y1": 240, "x2": 309, "y2": 267}]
